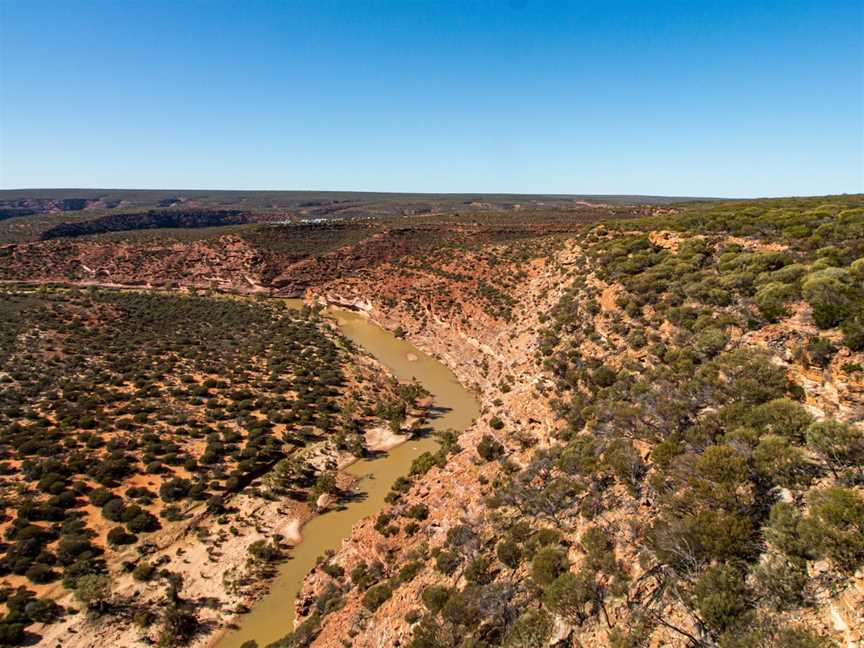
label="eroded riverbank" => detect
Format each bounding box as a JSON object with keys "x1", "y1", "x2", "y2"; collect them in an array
[{"x1": 215, "y1": 303, "x2": 479, "y2": 648}]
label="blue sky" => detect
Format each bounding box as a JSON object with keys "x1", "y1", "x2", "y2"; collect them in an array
[{"x1": 1, "y1": 0, "x2": 861, "y2": 197}]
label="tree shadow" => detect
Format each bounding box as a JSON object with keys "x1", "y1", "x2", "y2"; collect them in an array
[
  {"x1": 18, "y1": 630, "x2": 44, "y2": 647},
  {"x1": 330, "y1": 489, "x2": 370, "y2": 511}
]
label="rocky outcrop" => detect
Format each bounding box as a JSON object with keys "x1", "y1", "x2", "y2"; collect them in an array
[{"x1": 1, "y1": 234, "x2": 270, "y2": 292}]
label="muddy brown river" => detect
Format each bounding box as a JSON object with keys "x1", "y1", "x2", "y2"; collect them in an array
[{"x1": 216, "y1": 304, "x2": 479, "y2": 648}]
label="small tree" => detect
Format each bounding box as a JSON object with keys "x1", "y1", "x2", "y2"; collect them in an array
[
  {"x1": 158, "y1": 572, "x2": 200, "y2": 647},
  {"x1": 799, "y1": 487, "x2": 864, "y2": 573},
  {"x1": 603, "y1": 438, "x2": 644, "y2": 493},
  {"x1": 753, "y1": 435, "x2": 809, "y2": 488},
  {"x1": 692, "y1": 563, "x2": 751, "y2": 636},
  {"x1": 531, "y1": 547, "x2": 567, "y2": 586},
  {"x1": 314, "y1": 471, "x2": 338, "y2": 496},
  {"x1": 543, "y1": 570, "x2": 594, "y2": 623},
  {"x1": 362, "y1": 583, "x2": 393, "y2": 612},
  {"x1": 805, "y1": 420, "x2": 864, "y2": 477},
  {"x1": 497, "y1": 539, "x2": 522, "y2": 570},
  {"x1": 503, "y1": 608, "x2": 553, "y2": 648},
  {"x1": 421, "y1": 585, "x2": 451, "y2": 614},
  {"x1": 159, "y1": 603, "x2": 200, "y2": 647},
  {"x1": 477, "y1": 434, "x2": 505, "y2": 462}
]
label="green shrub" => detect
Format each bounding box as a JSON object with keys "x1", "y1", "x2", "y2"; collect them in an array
[
  {"x1": 75, "y1": 573, "x2": 112, "y2": 611},
  {"x1": 247, "y1": 539, "x2": 281, "y2": 563},
  {"x1": 464, "y1": 555, "x2": 493, "y2": 585},
  {"x1": 802, "y1": 268, "x2": 856, "y2": 329},
  {"x1": 24, "y1": 563, "x2": 56, "y2": 584},
  {"x1": 755, "y1": 282, "x2": 796, "y2": 321},
  {"x1": 753, "y1": 435, "x2": 809, "y2": 488},
  {"x1": 435, "y1": 550, "x2": 461, "y2": 576},
  {"x1": 764, "y1": 501, "x2": 809, "y2": 560},
  {"x1": 799, "y1": 487, "x2": 864, "y2": 572},
  {"x1": 406, "y1": 503, "x2": 429, "y2": 520},
  {"x1": 132, "y1": 562, "x2": 155, "y2": 582},
  {"x1": 806, "y1": 337, "x2": 837, "y2": 367},
  {"x1": 321, "y1": 562, "x2": 344, "y2": 579},
  {"x1": 542, "y1": 570, "x2": 594, "y2": 623},
  {"x1": 503, "y1": 608, "x2": 552, "y2": 648},
  {"x1": 841, "y1": 311, "x2": 864, "y2": 350},
  {"x1": 397, "y1": 560, "x2": 424, "y2": 584},
  {"x1": 477, "y1": 434, "x2": 505, "y2": 461},
  {"x1": 591, "y1": 366, "x2": 617, "y2": 388},
  {"x1": 88, "y1": 487, "x2": 115, "y2": 507},
  {"x1": 603, "y1": 438, "x2": 643, "y2": 492},
  {"x1": 441, "y1": 590, "x2": 480, "y2": 627},
  {"x1": 101, "y1": 498, "x2": 125, "y2": 522},
  {"x1": 0, "y1": 622, "x2": 26, "y2": 645},
  {"x1": 805, "y1": 420, "x2": 864, "y2": 476},
  {"x1": 106, "y1": 526, "x2": 137, "y2": 547},
  {"x1": 751, "y1": 553, "x2": 809, "y2": 610},
  {"x1": 533, "y1": 528, "x2": 561, "y2": 547},
  {"x1": 695, "y1": 327, "x2": 729, "y2": 358},
  {"x1": 746, "y1": 398, "x2": 813, "y2": 441},
  {"x1": 531, "y1": 547, "x2": 567, "y2": 586},
  {"x1": 693, "y1": 563, "x2": 751, "y2": 635},
  {"x1": 350, "y1": 561, "x2": 380, "y2": 590},
  {"x1": 496, "y1": 539, "x2": 522, "y2": 569},
  {"x1": 421, "y1": 585, "x2": 451, "y2": 614},
  {"x1": 24, "y1": 597, "x2": 62, "y2": 623},
  {"x1": 362, "y1": 583, "x2": 393, "y2": 612}
]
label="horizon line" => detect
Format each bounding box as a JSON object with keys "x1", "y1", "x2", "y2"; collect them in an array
[{"x1": 2, "y1": 187, "x2": 863, "y2": 201}]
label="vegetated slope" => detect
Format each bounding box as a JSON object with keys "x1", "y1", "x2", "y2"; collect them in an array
[
  {"x1": 1, "y1": 221, "x2": 380, "y2": 293},
  {"x1": 0, "y1": 189, "x2": 704, "y2": 217},
  {"x1": 39, "y1": 210, "x2": 261, "y2": 239},
  {"x1": 0, "y1": 196, "x2": 119, "y2": 236},
  {"x1": 0, "y1": 197, "x2": 95, "y2": 214},
  {"x1": 267, "y1": 221, "x2": 588, "y2": 297},
  {"x1": 0, "y1": 286, "x2": 425, "y2": 647},
  {"x1": 0, "y1": 209, "x2": 37, "y2": 222},
  {"x1": 0, "y1": 207, "x2": 625, "y2": 295},
  {"x1": 0, "y1": 189, "x2": 691, "y2": 244},
  {"x1": 281, "y1": 195, "x2": 864, "y2": 648}
]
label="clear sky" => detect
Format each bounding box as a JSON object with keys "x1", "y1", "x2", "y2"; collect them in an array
[{"x1": 0, "y1": 0, "x2": 861, "y2": 197}]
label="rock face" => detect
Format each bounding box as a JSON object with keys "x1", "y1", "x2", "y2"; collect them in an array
[
  {"x1": 1, "y1": 234, "x2": 270, "y2": 292},
  {"x1": 0, "y1": 220, "x2": 596, "y2": 297},
  {"x1": 297, "y1": 241, "x2": 576, "y2": 646},
  {"x1": 742, "y1": 300, "x2": 864, "y2": 422}
]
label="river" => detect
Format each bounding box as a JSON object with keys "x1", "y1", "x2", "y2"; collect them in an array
[{"x1": 216, "y1": 303, "x2": 479, "y2": 648}]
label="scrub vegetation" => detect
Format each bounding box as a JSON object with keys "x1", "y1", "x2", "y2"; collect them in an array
[
  {"x1": 271, "y1": 195, "x2": 864, "y2": 648},
  {"x1": 0, "y1": 286, "x2": 414, "y2": 645},
  {"x1": 1, "y1": 191, "x2": 862, "y2": 647}
]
